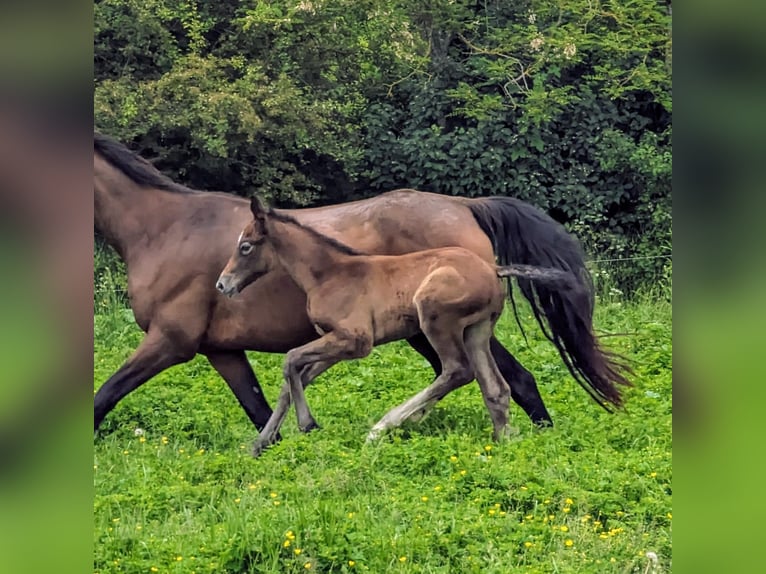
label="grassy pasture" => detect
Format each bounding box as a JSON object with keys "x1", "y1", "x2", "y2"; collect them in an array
[{"x1": 94, "y1": 294, "x2": 671, "y2": 574}]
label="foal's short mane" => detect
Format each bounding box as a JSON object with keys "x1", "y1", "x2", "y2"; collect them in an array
[
  {"x1": 267, "y1": 209, "x2": 366, "y2": 256},
  {"x1": 94, "y1": 132, "x2": 195, "y2": 194}
]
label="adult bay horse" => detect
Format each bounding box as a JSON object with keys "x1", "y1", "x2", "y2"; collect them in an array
[
  {"x1": 217, "y1": 198, "x2": 584, "y2": 454},
  {"x1": 93, "y1": 132, "x2": 630, "y2": 435}
]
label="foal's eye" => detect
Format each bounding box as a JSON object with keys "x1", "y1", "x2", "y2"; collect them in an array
[{"x1": 239, "y1": 242, "x2": 254, "y2": 256}]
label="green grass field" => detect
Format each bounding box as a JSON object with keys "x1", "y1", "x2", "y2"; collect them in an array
[{"x1": 94, "y1": 294, "x2": 671, "y2": 574}]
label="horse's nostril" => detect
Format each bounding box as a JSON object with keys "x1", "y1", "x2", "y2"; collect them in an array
[{"x1": 216, "y1": 281, "x2": 224, "y2": 292}]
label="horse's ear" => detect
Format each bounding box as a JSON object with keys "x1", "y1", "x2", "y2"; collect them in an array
[{"x1": 250, "y1": 196, "x2": 267, "y2": 221}]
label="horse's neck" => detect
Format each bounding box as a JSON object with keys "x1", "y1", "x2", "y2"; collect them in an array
[
  {"x1": 268, "y1": 217, "x2": 352, "y2": 292},
  {"x1": 94, "y1": 159, "x2": 185, "y2": 259}
]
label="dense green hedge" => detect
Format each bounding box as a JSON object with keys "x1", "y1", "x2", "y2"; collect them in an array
[{"x1": 95, "y1": 0, "x2": 671, "y2": 292}]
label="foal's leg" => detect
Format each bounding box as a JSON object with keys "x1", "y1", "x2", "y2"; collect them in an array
[
  {"x1": 368, "y1": 320, "x2": 473, "y2": 442},
  {"x1": 465, "y1": 322, "x2": 514, "y2": 441},
  {"x1": 409, "y1": 332, "x2": 552, "y2": 427},
  {"x1": 252, "y1": 331, "x2": 369, "y2": 457},
  {"x1": 251, "y1": 359, "x2": 339, "y2": 456},
  {"x1": 285, "y1": 332, "x2": 372, "y2": 432},
  {"x1": 490, "y1": 337, "x2": 552, "y2": 427}
]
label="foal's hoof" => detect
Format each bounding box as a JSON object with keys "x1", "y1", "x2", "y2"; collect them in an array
[
  {"x1": 494, "y1": 425, "x2": 521, "y2": 442},
  {"x1": 365, "y1": 428, "x2": 384, "y2": 443},
  {"x1": 299, "y1": 419, "x2": 321, "y2": 433},
  {"x1": 252, "y1": 437, "x2": 276, "y2": 458}
]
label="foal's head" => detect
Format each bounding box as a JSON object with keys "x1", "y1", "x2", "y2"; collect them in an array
[{"x1": 216, "y1": 197, "x2": 278, "y2": 297}]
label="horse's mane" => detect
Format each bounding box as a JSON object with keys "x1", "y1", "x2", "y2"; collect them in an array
[
  {"x1": 94, "y1": 132, "x2": 195, "y2": 194},
  {"x1": 267, "y1": 209, "x2": 366, "y2": 256}
]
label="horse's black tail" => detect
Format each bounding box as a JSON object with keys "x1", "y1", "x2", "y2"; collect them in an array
[{"x1": 468, "y1": 196, "x2": 633, "y2": 411}]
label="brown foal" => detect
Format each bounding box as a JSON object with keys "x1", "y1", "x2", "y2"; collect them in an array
[{"x1": 217, "y1": 198, "x2": 579, "y2": 455}]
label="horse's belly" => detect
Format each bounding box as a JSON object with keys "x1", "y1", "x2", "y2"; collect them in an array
[{"x1": 203, "y1": 272, "x2": 317, "y2": 353}]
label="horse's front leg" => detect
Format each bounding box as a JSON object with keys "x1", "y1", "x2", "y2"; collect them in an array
[{"x1": 285, "y1": 331, "x2": 373, "y2": 433}]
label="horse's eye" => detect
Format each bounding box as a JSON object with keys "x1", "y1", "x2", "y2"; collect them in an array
[{"x1": 239, "y1": 242, "x2": 254, "y2": 256}]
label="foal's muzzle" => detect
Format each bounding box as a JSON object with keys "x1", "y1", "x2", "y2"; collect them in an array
[{"x1": 216, "y1": 274, "x2": 240, "y2": 298}]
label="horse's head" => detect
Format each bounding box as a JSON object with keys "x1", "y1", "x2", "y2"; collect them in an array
[{"x1": 216, "y1": 197, "x2": 277, "y2": 297}]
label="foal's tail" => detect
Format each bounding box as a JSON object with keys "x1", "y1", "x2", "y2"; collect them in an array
[
  {"x1": 496, "y1": 264, "x2": 579, "y2": 288},
  {"x1": 467, "y1": 196, "x2": 633, "y2": 411}
]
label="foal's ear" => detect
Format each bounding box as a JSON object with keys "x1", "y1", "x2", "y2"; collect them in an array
[{"x1": 250, "y1": 196, "x2": 268, "y2": 221}]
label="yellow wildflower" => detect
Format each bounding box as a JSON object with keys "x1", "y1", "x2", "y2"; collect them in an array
[
  {"x1": 564, "y1": 539, "x2": 573, "y2": 547},
  {"x1": 524, "y1": 542, "x2": 533, "y2": 548},
  {"x1": 150, "y1": 568, "x2": 158, "y2": 573},
  {"x1": 421, "y1": 496, "x2": 428, "y2": 502},
  {"x1": 286, "y1": 531, "x2": 296, "y2": 540},
  {"x1": 284, "y1": 540, "x2": 291, "y2": 548},
  {"x1": 650, "y1": 472, "x2": 657, "y2": 478},
  {"x1": 270, "y1": 492, "x2": 278, "y2": 498},
  {"x1": 304, "y1": 562, "x2": 312, "y2": 570},
  {"x1": 294, "y1": 549, "x2": 302, "y2": 555},
  {"x1": 449, "y1": 455, "x2": 458, "y2": 462},
  {"x1": 565, "y1": 498, "x2": 573, "y2": 505},
  {"x1": 399, "y1": 556, "x2": 407, "y2": 563},
  {"x1": 560, "y1": 525, "x2": 569, "y2": 532},
  {"x1": 484, "y1": 445, "x2": 492, "y2": 452},
  {"x1": 348, "y1": 560, "x2": 355, "y2": 567}
]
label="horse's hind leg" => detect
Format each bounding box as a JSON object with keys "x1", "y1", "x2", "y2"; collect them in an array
[
  {"x1": 465, "y1": 321, "x2": 514, "y2": 441},
  {"x1": 94, "y1": 330, "x2": 193, "y2": 432}
]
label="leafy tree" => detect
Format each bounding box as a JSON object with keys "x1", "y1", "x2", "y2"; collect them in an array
[{"x1": 94, "y1": 0, "x2": 672, "y2": 290}]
